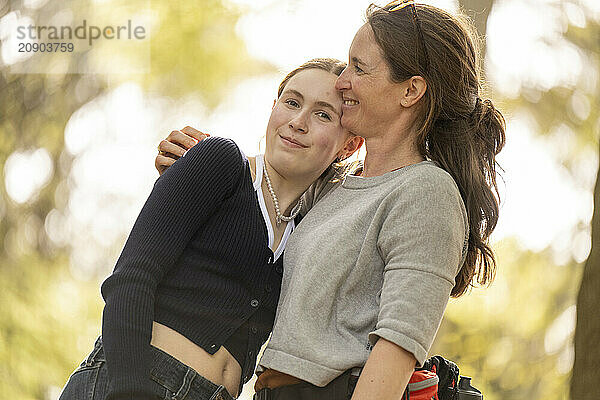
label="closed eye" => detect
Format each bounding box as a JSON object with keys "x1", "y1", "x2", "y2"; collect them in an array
[{"x1": 354, "y1": 64, "x2": 364, "y2": 73}]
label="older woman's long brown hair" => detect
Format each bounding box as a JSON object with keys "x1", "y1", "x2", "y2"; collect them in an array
[{"x1": 367, "y1": 3, "x2": 506, "y2": 297}]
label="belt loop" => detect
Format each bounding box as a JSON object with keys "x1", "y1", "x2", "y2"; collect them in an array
[
  {"x1": 85, "y1": 336, "x2": 103, "y2": 366},
  {"x1": 210, "y1": 385, "x2": 231, "y2": 400},
  {"x1": 171, "y1": 368, "x2": 195, "y2": 400},
  {"x1": 347, "y1": 367, "x2": 361, "y2": 398}
]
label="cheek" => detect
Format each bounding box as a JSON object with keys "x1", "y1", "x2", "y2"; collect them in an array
[
  {"x1": 354, "y1": 76, "x2": 370, "y2": 96},
  {"x1": 268, "y1": 106, "x2": 290, "y2": 131},
  {"x1": 356, "y1": 76, "x2": 387, "y2": 102},
  {"x1": 312, "y1": 128, "x2": 345, "y2": 157},
  {"x1": 362, "y1": 85, "x2": 395, "y2": 116},
  {"x1": 266, "y1": 110, "x2": 286, "y2": 149}
]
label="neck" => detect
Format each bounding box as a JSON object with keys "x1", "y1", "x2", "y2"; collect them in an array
[
  {"x1": 360, "y1": 127, "x2": 425, "y2": 178},
  {"x1": 261, "y1": 157, "x2": 314, "y2": 215}
]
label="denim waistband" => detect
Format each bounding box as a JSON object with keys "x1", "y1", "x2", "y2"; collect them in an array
[
  {"x1": 149, "y1": 344, "x2": 234, "y2": 400},
  {"x1": 85, "y1": 336, "x2": 106, "y2": 364},
  {"x1": 92, "y1": 336, "x2": 234, "y2": 400}
]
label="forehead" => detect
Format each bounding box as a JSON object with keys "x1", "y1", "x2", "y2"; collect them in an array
[
  {"x1": 282, "y1": 69, "x2": 342, "y2": 104},
  {"x1": 350, "y1": 24, "x2": 385, "y2": 64}
]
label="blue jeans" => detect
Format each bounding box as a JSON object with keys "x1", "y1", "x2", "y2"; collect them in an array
[{"x1": 59, "y1": 336, "x2": 235, "y2": 400}]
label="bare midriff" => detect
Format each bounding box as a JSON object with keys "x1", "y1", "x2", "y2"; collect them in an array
[{"x1": 150, "y1": 322, "x2": 242, "y2": 397}]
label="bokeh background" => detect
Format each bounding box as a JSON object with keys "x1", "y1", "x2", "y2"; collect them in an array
[{"x1": 1, "y1": 0, "x2": 599, "y2": 399}]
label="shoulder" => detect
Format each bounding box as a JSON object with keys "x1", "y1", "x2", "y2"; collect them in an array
[
  {"x1": 384, "y1": 161, "x2": 468, "y2": 229},
  {"x1": 300, "y1": 166, "x2": 339, "y2": 214},
  {"x1": 378, "y1": 161, "x2": 470, "y2": 272},
  {"x1": 179, "y1": 136, "x2": 245, "y2": 174},
  {"x1": 160, "y1": 136, "x2": 246, "y2": 188},
  {"x1": 398, "y1": 161, "x2": 460, "y2": 193},
  {"x1": 384, "y1": 161, "x2": 463, "y2": 210},
  {"x1": 183, "y1": 136, "x2": 243, "y2": 164}
]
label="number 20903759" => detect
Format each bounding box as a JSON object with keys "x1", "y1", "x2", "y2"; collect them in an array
[{"x1": 18, "y1": 42, "x2": 74, "y2": 52}]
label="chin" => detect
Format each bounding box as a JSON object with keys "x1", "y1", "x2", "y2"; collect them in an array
[{"x1": 268, "y1": 150, "x2": 298, "y2": 170}]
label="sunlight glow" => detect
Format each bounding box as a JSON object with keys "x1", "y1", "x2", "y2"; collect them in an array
[
  {"x1": 0, "y1": 12, "x2": 35, "y2": 65},
  {"x1": 487, "y1": 0, "x2": 583, "y2": 95},
  {"x1": 4, "y1": 148, "x2": 53, "y2": 204},
  {"x1": 492, "y1": 114, "x2": 593, "y2": 254}
]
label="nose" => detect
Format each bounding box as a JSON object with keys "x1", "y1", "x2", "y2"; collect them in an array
[
  {"x1": 335, "y1": 67, "x2": 351, "y2": 91},
  {"x1": 289, "y1": 113, "x2": 308, "y2": 133}
]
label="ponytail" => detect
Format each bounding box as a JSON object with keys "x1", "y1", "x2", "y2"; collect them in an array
[{"x1": 427, "y1": 98, "x2": 505, "y2": 297}]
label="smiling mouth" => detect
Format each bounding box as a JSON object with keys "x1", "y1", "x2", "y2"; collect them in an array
[
  {"x1": 343, "y1": 100, "x2": 359, "y2": 106},
  {"x1": 280, "y1": 135, "x2": 308, "y2": 148}
]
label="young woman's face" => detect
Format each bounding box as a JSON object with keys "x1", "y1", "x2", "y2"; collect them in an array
[
  {"x1": 265, "y1": 68, "x2": 352, "y2": 178},
  {"x1": 335, "y1": 24, "x2": 406, "y2": 137}
]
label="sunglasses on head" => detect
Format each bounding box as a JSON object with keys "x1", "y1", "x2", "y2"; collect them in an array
[{"x1": 384, "y1": 0, "x2": 430, "y2": 73}]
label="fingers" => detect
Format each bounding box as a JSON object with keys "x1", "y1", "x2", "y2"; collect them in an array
[
  {"x1": 165, "y1": 130, "x2": 198, "y2": 151},
  {"x1": 158, "y1": 138, "x2": 187, "y2": 158},
  {"x1": 155, "y1": 154, "x2": 176, "y2": 176},
  {"x1": 164, "y1": 127, "x2": 210, "y2": 151},
  {"x1": 181, "y1": 126, "x2": 210, "y2": 141},
  {"x1": 155, "y1": 126, "x2": 210, "y2": 176}
]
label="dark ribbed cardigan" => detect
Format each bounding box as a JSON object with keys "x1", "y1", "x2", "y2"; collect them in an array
[{"x1": 100, "y1": 137, "x2": 283, "y2": 399}]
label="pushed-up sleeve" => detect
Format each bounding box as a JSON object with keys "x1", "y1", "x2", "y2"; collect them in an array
[
  {"x1": 100, "y1": 137, "x2": 242, "y2": 400},
  {"x1": 369, "y1": 167, "x2": 468, "y2": 367}
]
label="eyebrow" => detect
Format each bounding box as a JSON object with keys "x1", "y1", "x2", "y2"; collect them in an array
[
  {"x1": 315, "y1": 101, "x2": 340, "y2": 117},
  {"x1": 282, "y1": 89, "x2": 340, "y2": 117},
  {"x1": 352, "y1": 56, "x2": 366, "y2": 66},
  {"x1": 284, "y1": 89, "x2": 304, "y2": 100}
]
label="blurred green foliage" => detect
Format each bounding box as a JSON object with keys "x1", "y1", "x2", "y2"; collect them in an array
[
  {"x1": 0, "y1": 255, "x2": 103, "y2": 400},
  {"x1": 433, "y1": 238, "x2": 581, "y2": 400},
  {"x1": 0, "y1": 0, "x2": 271, "y2": 398},
  {"x1": 145, "y1": 1, "x2": 270, "y2": 104}
]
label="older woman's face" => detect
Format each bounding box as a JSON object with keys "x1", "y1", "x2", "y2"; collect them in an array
[{"x1": 335, "y1": 24, "x2": 405, "y2": 137}]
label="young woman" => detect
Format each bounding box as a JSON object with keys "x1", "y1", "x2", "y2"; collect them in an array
[
  {"x1": 58, "y1": 59, "x2": 363, "y2": 400},
  {"x1": 157, "y1": 2, "x2": 506, "y2": 400}
]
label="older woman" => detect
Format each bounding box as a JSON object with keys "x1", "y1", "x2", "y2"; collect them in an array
[{"x1": 156, "y1": 2, "x2": 505, "y2": 399}]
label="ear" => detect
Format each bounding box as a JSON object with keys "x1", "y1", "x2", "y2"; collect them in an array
[
  {"x1": 337, "y1": 135, "x2": 364, "y2": 160},
  {"x1": 401, "y1": 76, "x2": 427, "y2": 108}
]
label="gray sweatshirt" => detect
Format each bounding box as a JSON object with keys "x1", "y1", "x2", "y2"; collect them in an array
[{"x1": 258, "y1": 160, "x2": 469, "y2": 386}]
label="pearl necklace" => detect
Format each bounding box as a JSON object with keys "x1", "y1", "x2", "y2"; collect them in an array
[{"x1": 263, "y1": 162, "x2": 303, "y2": 224}]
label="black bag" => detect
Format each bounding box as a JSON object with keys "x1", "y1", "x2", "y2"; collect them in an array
[{"x1": 418, "y1": 355, "x2": 460, "y2": 400}]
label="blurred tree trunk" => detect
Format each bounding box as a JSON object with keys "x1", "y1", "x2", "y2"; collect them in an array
[
  {"x1": 572, "y1": 142, "x2": 600, "y2": 399},
  {"x1": 457, "y1": 0, "x2": 493, "y2": 79}
]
